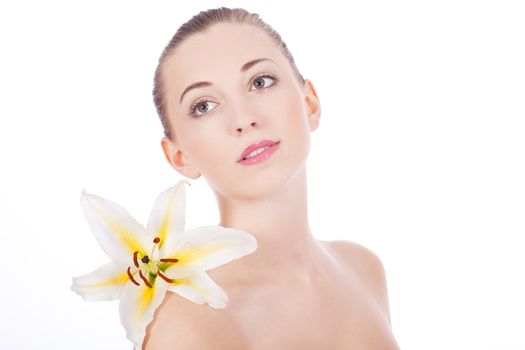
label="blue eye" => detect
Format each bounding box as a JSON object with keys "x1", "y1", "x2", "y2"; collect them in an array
[{"x1": 187, "y1": 73, "x2": 278, "y2": 119}]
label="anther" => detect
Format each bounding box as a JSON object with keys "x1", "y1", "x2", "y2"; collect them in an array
[
  {"x1": 157, "y1": 270, "x2": 174, "y2": 283},
  {"x1": 141, "y1": 255, "x2": 150, "y2": 264},
  {"x1": 160, "y1": 258, "x2": 179, "y2": 263},
  {"x1": 153, "y1": 237, "x2": 160, "y2": 244},
  {"x1": 139, "y1": 270, "x2": 152, "y2": 288},
  {"x1": 133, "y1": 251, "x2": 139, "y2": 268},
  {"x1": 127, "y1": 267, "x2": 140, "y2": 286}
]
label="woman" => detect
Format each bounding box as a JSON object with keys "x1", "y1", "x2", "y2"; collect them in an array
[{"x1": 147, "y1": 7, "x2": 399, "y2": 349}]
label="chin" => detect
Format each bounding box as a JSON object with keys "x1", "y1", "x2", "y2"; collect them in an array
[{"x1": 210, "y1": 142, "x2": 309, "y2": 201}]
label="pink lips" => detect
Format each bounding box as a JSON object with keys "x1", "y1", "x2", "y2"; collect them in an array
[{"x1": 238, "y1": 139, "x2": 280, "y2": 163}]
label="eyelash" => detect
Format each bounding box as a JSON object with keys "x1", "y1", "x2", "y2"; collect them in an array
[{"x1": 187, "y1": 73, "x2": 278, "y2": 119}]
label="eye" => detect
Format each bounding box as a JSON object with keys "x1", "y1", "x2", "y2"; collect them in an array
[
  {"x1": 250, "y1": 73, "x2": 278, "y2": 91},
  {"x1": 187, "y1": 98, "x2": 218, "y2": 119},
  {"x1": 187, "y1": 73, "x2": 278, "y2": 119}
]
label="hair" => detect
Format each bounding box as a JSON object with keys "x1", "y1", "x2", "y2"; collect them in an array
[{"x1": 152, "y1": 7, "x2": 306, "y2": 142}]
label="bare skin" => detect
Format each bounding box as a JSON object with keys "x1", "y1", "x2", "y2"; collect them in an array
[
  {"x1": 146, "y1": 22, "x2": 400, "y2": 349},
  {"x1": 144, "y1": 239, "x2": 399, "y2": 349}
]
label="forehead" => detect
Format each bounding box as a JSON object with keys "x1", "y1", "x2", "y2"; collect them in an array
[{"x1": 162, "y1": 23, "x2": 286, "y2": 98}]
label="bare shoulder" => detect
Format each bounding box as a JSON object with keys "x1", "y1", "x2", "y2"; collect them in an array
[
  {"x1": 325, "y1": 239, "x2": 392, "y2": 324},
  {"x1": 143, "y1": 290, "x2": 243, "y2": 350}
]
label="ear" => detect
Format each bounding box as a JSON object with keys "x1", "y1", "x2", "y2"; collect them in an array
[
  {"x1": 161, "y1": 136, "x2": 201, "y2": 180},
  {"x1": 303, "y1": 79, "x2": 321, "y2": 132}
]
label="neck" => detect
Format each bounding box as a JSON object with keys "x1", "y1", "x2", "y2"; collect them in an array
[{"x1": 214, "y1": 166, "x2": 321, "y2": 286}]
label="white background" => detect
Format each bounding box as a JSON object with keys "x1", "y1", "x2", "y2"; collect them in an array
[{"x1": 0, "y1": 1, "x2": 523, "y2": 349}]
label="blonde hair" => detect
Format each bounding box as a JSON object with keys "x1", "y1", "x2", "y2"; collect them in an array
[{"x1": 152, "y1": 7, "x2": 305, "y2": 141}]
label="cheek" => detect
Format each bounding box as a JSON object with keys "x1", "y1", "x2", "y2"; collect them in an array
[
  {"x1": 179, "y1": 123, "x2": 230, "y2": 175},
  {"x1": 278, "y1": 86, "x2": 310, "y2": 137},
  {"x1": 282, "y1": 87, "x2": 312, "y2": 163}
]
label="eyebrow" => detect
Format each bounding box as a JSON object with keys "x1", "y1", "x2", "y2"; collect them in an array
[{"x1": 179, "y1": 58, "x2": 275, "y2": 104}]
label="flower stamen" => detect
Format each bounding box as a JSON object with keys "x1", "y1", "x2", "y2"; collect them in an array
[
  {"x1": 133, "y1": 251, "x2": 139, "y2": 268},
  {"x1": 157, "y1": 270, "x2": 174, "y2": 283},
  {"x1": 127, "y1": 267, "x2": 140, "y2": 286},
  {"x1": 160, "y1": 258, "x2": 179, "y2": 263},
  {"x1": 150, "y1": 237, "x2": 160, "y2": 258},
  {"x1": 139, "y1": 270, "x2": 152, "y2": 288}
]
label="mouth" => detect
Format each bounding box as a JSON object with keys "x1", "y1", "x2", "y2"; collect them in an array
[{"x1": 238, "y1": 139, "x2": 281, "y2": 163}]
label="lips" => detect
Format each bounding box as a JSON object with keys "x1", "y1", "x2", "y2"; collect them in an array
[{"x1": 238, "y1": 139, "x2": 280, "y2": 162}]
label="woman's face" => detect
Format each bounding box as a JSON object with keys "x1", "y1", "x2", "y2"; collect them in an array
[{"x1": 161, "y1": 22, "x2": 320, "y2": 199}]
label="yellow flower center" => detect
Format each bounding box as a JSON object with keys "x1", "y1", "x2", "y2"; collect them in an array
[{"x1": 126, "y1": 236, "x2": 179, "y2": 288}]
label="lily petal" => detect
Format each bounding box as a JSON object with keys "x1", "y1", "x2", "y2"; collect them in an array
[
  {"x1": 167, "y1": 271, "x2": 229, "y2": 309},
  {"x1": 163, "y1": 225, "x2": 257, "y2": 279},
  {"x1": 119, "y1": 278, "x2": 169, "y2": 350},
  {"x1": 146, "y1": 180, "x2": 189, "y2": 252},
  {"x1": 71, "y1": 261, "x2": 128, "y2": 301},
  {"x1": 80, "y1": 190, "x2": 149, "y2": 263}
]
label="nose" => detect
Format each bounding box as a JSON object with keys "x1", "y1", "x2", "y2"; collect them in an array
[{"x1": 229, "y1": 98, "x2": 260, "y2": 135}]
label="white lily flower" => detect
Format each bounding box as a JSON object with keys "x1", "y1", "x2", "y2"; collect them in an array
[{"x1": 71, "y1": 180, "x2": 257, "y2": 350}]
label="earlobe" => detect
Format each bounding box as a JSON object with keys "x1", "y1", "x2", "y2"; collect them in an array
[
  {"x1": 160, "y1": 137, "x2": 201, "y2": 180},
  {"x1": 309, "y1": 116, "x2": 320, "y2": 132}
]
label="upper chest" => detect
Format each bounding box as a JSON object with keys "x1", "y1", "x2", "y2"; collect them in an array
[{"x1": 224, "y1": 255, "x2": 398, "y2": 350}]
